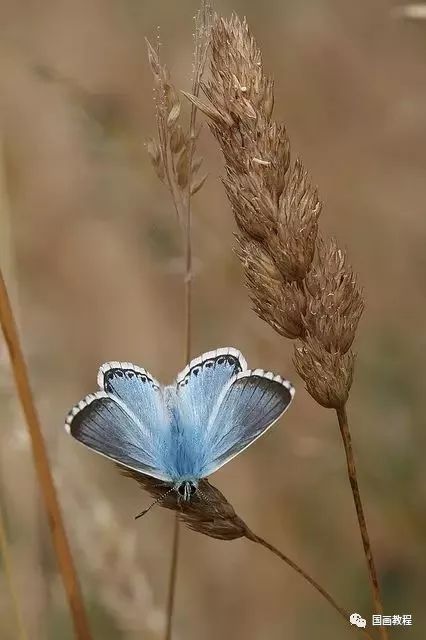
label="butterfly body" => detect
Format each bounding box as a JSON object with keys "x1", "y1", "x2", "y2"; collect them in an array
[
  {"x1": 65, "y1": 347, "x2": 294, "y2": 502},
  {"x1": 175, "y1": 480, "x2": 198, "y2": 501}
]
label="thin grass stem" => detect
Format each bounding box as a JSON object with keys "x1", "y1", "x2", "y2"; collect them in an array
[
  {"x1": 164, "y1": 61, "x2": 197, "y2": 640},
  {"x1": 248, "y1": 532, "x2": 377, "y2": 640},
  {"x1": 165, "y1": 511, "x2": 180, "y2": 640},
  {"x1": 336, "y1": 406, "x2": 387, "y2": 640},
  {"x1": 148, "y1": 7, "x2": 211, "y2": 636},
  {"x1": 0, "y1": 270, "x2": 92, "y2": 640}
]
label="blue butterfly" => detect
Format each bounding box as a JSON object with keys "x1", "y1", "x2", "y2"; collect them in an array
[{"x1": 65, "y1": 347, "x2": 294, "y2": 508}]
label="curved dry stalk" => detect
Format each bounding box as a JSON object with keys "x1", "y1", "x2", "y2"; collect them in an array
[
  {"x1": 0, "y1": 271, "x2": 92, "y2": 640},
  {"x1": 127, "y1": 472, "x2": 377, "y2": 640},
  {"x1": 248, "y1": 533, "x2": 377, "y2": 640}
]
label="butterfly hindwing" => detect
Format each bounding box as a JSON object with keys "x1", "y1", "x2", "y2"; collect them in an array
[{"x1": 200, "y1": 370, "x2": 294, "y2": 477}]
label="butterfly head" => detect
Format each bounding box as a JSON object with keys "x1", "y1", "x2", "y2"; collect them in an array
[{"x1": 176, "y1": 480, "x2": 198, "y2": 501}]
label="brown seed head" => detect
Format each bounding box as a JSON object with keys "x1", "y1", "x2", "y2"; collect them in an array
[
  {"x1": 182, "y1": 12, "x2": 364, "y2": 410},
  {"x1": 268, "y1": 160, "x2": 321, "y2": 282},
  {"x1": 304, "y1": 238, "x2": 364, "y2": 354},
  {"x1": 223, "y1": 173, "x2": 277, "y2": 241},
  {"x1": 294, "y1": 336, "x2": 355, "y2": 409},
  {"x1": 209, "y1": 16, "x2": 274, "y2": 123},
  {"x1": 236, "y1": 236, "x2": 306, "y2": 340},
  {"x1": 121, "y1": 468, "x2": 250, "y2": 541}
]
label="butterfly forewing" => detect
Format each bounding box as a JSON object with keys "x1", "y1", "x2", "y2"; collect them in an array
[
  {"x1": 66, "y1": 365, "x2": 173, "y2": 481},
  {"x1": 200, "y1": 370, "x2": 294, "y2": 477},
  {"x1": 174, "y1": 347, "x2": 247, "y2": 431},
  {"x1": 98, "y1": 362, "x2": 169, "y2": 431}
]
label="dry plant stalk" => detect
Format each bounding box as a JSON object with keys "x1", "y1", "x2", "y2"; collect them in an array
[
  {"x1": 184, "y1": 13, "x2": 387, "y2": 639},
  {"x1": 0, "y1": 135, "x2": 27, "y2": 640},
  {"x1": 145, "y1": 3, "x2": 212, "y2": 639},
  {"x1": 0, "y1": 271, "x2": 92, "y2": 640},
  {"x1": 125, "y1": 468, "x2": 375, "y2": 640}
]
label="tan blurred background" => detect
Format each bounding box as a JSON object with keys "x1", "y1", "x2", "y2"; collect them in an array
[{"x1": 1, "y1": 0, "x2": 425, "y2": 638}]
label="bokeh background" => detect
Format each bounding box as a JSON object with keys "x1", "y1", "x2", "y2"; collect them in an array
[{"x1": 1, "y1": 0, "x2": 425, "y2": 638}]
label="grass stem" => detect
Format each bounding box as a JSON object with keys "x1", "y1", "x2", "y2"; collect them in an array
[
  {"x1": 249, "y1": 532, "x2": 377, "y2": 640},
  {"x1": 164, "y1": 54, "x2": 196, "y2": 640},
  {"x1": 0, "y1": 270, "x2": 92, "y2": 640},
  {"x1": 165, "y1": 511, "x2": 180, "y2": 640},
  {"x1": 336, "y1": 405, "x2": 387, "y2": 640}
]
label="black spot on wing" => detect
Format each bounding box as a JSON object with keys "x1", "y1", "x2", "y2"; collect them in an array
[
  {"x1": 104, "y1": 368, "x2": 160, "y2": 393},
  {"x1": 178, "y1": 353, "x2": 242, "y2": 387}
]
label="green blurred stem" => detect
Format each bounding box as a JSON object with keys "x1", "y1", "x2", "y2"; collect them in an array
[{"x1": 336, "y1": 405, "x2": 388, "y2": 640}]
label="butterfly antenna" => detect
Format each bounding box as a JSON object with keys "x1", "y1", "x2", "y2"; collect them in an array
[
  {"x1": 134, "y1": 486, "x2": 174, "y2": 520},
  {"x1": 196, "y1": 486, "x2": 220, "y2": 516}
]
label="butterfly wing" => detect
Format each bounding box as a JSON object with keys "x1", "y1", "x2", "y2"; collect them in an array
[
  {"x1": 65, "y1": 362, "x2": 172, "y2": 481},
  {"x1": 98, "y1": 361, "x2": 165, "y2": 427},
  {"x1": 161, "y1": 348, "x2": 247, "y2": 479},
  {"x1": 199, "y1": 369, "x2": 294, "y2": 477},
  {"x1": 174, "y1": 347, "x2": 247, "y2": 428}
]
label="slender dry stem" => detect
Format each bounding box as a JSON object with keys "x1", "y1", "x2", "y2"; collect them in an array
[
  {"x1": 165, "y1": 75, "x2": 195, "y2": 640},
  {"x1": 165, "y1": 512, "x2": 180, "y2": 640},
  {"x1": 248, "y1": 533, "x2": 376, "y2": 640},
  {"x1": 146, "y1": 5, "x2": 212, "y2": 638},
  {"x1": 0, "y1": 506, "x2": 28, "y2": 640},
  {"x1": 0, "y1": 271, "x2": 92, "y2": 640},
  {"x1": 165, "y1": 54, "x2": 198, "y2": 640},
  {"x1": 0, "y1": 131, "x2": 28, "y2": 640},
  {"x1": 337, "y1": 406, "x2": 386, "y2": 640}
]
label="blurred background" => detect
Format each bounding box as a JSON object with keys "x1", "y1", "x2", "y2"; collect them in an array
[{"x1": 0, "y1": 0, "x2": 425, "y2": 638}]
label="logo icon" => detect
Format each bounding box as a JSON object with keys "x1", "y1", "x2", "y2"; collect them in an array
[{"x1": 350, "y1": 613, "x2": 367, "y2": 628}]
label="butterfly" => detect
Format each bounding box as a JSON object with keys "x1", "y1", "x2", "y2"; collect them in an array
[{"x1": 65, "y1": 347, "x2": 294, "y2": 510}]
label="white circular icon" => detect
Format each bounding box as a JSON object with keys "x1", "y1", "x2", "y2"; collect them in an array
[{"x1": 350, "y1": 613, "x2": 367, "y2": 628}]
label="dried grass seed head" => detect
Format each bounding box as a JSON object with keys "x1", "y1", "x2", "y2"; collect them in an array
[
  {"x1": 122, "y1": 468, "x2": 249, "y2": 541},
  {"x1": 269, "y1": 160, "x2": 321, "y2": 282},
  {"x1": 294, "y1": 336, "x2": 355, "y2": 409},
  {"x1": 223, "y1": 173, "x2": 278, "y2": 241},
  {"x1": 236, "y1": 235, "x2": 306, "y2": 340},
  {"x1": 209, "y1": 15, "x2": 274, "y2": 122},
  {"x1": 184, "y1": 12, "x2": 364, "y2": 409},
  {"x1": 304, "y1": 237, "x2": 364, "y2": 354},
  {"x1": 146, "y1": 38, "x2": 210, "y2": 209},
  {"x1": 145, "y1": 4, "x2": 212, "y2": 210},
  {"x1": 199, "y1": 18, "x2": 320, "y2": 285}
]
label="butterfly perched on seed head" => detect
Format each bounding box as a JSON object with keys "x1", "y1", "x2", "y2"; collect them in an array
[{"x1": 65, "y1": 347, "x2": 294, "y2": 509}]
